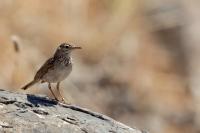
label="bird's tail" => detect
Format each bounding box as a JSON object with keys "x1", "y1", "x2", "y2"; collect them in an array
[{"x1": 21, "y1": 80, "x2": 38, "y2": 90}]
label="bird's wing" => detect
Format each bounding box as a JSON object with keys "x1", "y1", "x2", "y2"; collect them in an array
[{"x1": 34, "y1": 57, "x2": 55, "y2": 81}]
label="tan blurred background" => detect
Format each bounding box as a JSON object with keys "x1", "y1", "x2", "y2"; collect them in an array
[{"x1": 0, "y1": 0, "x2": 200, "y2": 133}]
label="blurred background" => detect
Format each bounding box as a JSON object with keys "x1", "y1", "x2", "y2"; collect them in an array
[{"x1": 0, "y1": 0, "x2": 200, "y2": 133}]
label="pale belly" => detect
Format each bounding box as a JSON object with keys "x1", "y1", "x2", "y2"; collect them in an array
[{"x1": 42, "y1": 64, "x2": 72, "y2": 83}]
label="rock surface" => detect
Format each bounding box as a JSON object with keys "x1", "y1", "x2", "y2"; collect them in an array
[{"x1": 0, "y1": 89, "x2": 143, "y2": 133}]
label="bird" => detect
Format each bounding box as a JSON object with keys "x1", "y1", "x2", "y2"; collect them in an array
[{"x1": 21, "y1": 43, "x2": 81, "y2": 103}]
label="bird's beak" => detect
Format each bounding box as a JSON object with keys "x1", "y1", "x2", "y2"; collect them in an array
[{"x1": 71, "y1": 46, "x2": 82, "y2": 50}]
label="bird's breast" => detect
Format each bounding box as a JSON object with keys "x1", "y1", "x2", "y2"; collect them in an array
[{"x1": 42, "y1": 62, "x2": 72, "y2": 83}]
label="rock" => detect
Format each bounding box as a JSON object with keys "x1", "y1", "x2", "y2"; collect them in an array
[{"x1": 0, "y1": 89, "x2": 143, "y2": 133}]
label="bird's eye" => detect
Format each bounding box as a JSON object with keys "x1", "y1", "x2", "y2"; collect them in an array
[{"x1": 65, "y1": 45, "x2": 71, "y2": 48}]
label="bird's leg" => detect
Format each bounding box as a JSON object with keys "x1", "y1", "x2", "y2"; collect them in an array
[
  {"x1": 48, "y1": 82, "x2": 58, "y2": 101},
  {"x1": 56, "y1": 82, "x2": 68, "y2": 104}
]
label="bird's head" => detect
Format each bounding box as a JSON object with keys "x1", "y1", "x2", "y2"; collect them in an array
[{"x1": 56, "y1": 43, "x2": 82, "y2": 54}]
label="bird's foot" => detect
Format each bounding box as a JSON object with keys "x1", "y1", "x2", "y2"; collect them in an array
[
  {"x1": 54, "y1": 98, "x2": 59, "y2": 102},
  {"x1": 61, "y1": 98, "x2": 71, "y2": 105}
]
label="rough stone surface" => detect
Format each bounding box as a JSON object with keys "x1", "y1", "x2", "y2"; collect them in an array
[{"x1": 0, "y1": 89, "x2": 143, "y2": 133}]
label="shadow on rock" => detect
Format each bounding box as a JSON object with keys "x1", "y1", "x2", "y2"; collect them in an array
[{"x1": 27, "y1": 94, "x2": 58, "y2": 107}]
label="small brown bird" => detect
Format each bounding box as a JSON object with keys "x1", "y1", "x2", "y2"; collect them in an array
[{"x1": 21, "y1": 43, "x2": 81, "y2": 103}]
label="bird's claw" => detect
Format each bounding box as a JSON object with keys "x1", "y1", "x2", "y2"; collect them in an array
[{"x1": 61, "y1": 98, "x2": 70, "y2": 105}]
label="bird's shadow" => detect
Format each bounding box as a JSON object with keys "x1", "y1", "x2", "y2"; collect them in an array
[{"x1": 27, "y1": 94, "x2": 58, "y2": 107}]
